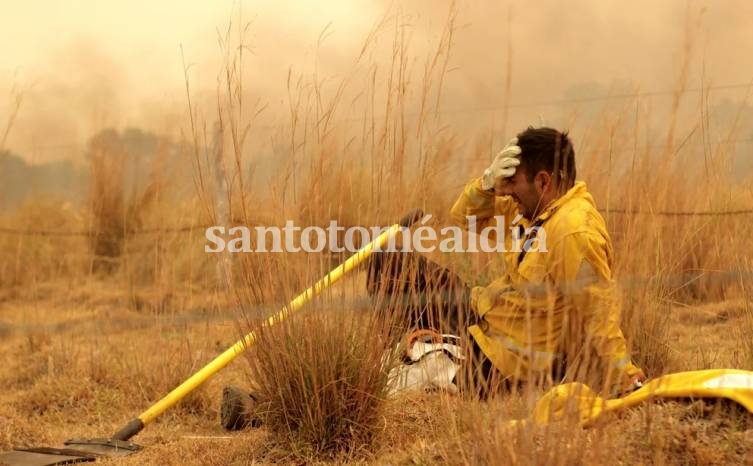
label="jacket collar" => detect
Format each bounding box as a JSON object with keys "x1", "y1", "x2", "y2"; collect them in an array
[{"x1": 531, "y1": 181, "x2": 589, "y2": 224}]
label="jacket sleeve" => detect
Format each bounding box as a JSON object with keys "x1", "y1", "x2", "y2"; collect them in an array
[
  {"x1": 550, "y1": 230, "x2": 644, "y2": 386},
  {"x1": 449, "y1": 177, "x2": 519, "y2": 244}
]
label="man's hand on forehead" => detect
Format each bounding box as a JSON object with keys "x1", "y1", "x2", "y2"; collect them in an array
[{"x1": 481, "y1": 137, "x2": 522, "y2": 190}]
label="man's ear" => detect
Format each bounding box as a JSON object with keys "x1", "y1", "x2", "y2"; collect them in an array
[{"x1": 535, "y1": 171, "x2": 552, "y2": 194}]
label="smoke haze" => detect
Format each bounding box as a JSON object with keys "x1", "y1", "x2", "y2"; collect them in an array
[{"x1": 1, "y1": 0, "x2": 751, "y2": 166}]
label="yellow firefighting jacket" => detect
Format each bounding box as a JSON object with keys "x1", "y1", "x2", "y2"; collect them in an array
[{"x1": 450, "y1": 178, "x2": 644, "y2": 390}]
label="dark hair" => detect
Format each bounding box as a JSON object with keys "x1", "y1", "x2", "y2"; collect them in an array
[{"x1": 516, "y1": 127, "x2": 576, "y2": 191}]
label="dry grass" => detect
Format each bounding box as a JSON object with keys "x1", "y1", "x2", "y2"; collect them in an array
[
  {"x1": 1, "y1": 3, "x2": 752, "y2": 465},
  {"x1": 435, "y1": 398, "x2": 753, "y2": 465},
  {"x1": 0, "y1": 281, "x2": 752, "y2": 464},
  {"x1": 243, "y1": 307, "x2": 400, "y2": 461},
  {"x1": 0, "y1": 200, "x2": 88, "y2": 288}
]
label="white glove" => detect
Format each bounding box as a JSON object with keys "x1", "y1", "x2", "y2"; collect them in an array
[{"x1": 481, "y1": 138, "x2": 522, "y2": 190}]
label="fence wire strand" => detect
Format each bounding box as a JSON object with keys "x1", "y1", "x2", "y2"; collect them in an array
[{"x1": 1, "y1": 206, "x2": 753, "y2": 237}]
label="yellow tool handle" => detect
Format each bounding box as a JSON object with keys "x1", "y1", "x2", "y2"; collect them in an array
[{"x1": 113, "y1": 209, "x2": 423, "y2": 441}]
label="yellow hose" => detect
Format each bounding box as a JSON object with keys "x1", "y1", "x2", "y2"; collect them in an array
[{"x1": 136, "y1": 222, "x2": 404, "y2": 425}]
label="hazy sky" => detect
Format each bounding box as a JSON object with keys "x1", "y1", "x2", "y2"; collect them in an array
[{"x1": 2, "y1": 0, "x2": 752, "y2": 163}]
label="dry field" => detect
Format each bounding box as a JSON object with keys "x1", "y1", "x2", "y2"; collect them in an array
[
  {"x1": 2, "y1": 7, "x2": 753, "y2": 465},
  {"x1": 0, "y1": 273, "x2": 752, "y2": 465}
]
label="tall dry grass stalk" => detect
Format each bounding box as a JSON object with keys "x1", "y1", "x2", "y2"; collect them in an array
[
  {"x1": 736, "y1": 260, "x2": 753, "y2": 371},
  {"x1": 739, "y1": 305, "x2": 753, "y2": 371}
]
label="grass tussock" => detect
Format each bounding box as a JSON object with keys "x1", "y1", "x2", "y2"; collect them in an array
[
  {"x1": 244, "y1": 307, "x2": 400, "y2": 461},
  {"x1": 87, "y1": 131, "x2": 166, "y2": 275}
]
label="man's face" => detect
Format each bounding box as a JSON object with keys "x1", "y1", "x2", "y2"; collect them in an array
[{"x1": 495, "y1": 168, "x2": 545, "y2": 220}]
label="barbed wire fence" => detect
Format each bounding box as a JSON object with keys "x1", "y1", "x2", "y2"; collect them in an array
[{"x1": 1, "y1": 204, "x2": 753, "y2": 238}]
